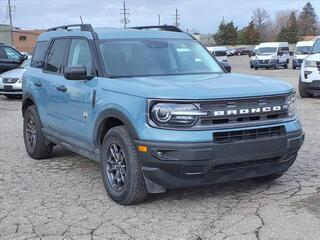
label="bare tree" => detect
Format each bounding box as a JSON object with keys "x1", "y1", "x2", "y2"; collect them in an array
[
  {"x1": 251, "y1": 8, "x2": 271, "y2": 41},
  {"x1": 252, "y1": 7, "x2": 270, "y2": 30}
]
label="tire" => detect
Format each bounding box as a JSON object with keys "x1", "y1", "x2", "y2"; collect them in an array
[
  {"x1": 23, "y1": 105, "x2": 53, "y2": 159},
  {"x1": 299, "y1": 78, "x2": 313, "y2": 98},
  {"x1": 254, "y1": 67, "x2": 258, "y2": 70},
  {"x1": 100, "y1": 126, "x2": 148, "y2": 205},
  {"x1": 253, "y1": 173, "x2": 284, "y2": 182},
  {"x1": 293, "y1": 65, "x2": 296, "y2": 70},
  {"x1": 284, "y1": 64, "x2": 288, "y2": 69},
  {"x1": 266, "y1": 67, "x2": 269, "y2": 70}
]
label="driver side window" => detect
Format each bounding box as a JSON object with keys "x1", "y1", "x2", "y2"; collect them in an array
[
  {"x1": 67, "y1": 39, "x2": 93, "y2": 75},
  {"x1": 3, "y1": 47, "x2": 21, "y2": 61}
]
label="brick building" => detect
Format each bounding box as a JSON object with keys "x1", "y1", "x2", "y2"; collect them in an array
[{"x1": 0, "y1": 24, "x2": 44, "y2": 53}]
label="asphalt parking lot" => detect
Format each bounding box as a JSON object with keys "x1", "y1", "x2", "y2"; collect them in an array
[{"x1": 1, "y1": 55, "x2": 320, "y2": 240}]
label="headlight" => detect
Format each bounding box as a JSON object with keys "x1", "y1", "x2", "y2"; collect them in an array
[
  {"x1": 304, "y1": 60, "x2": 317, "y2": 68},
  {"x1": 285, "y1": 93, "x2": 297, "y2": 118},
  {"x1": 150, "y1": 103, "x2": 207, "y2": 127},
  {"x1": 271, "y1": 55, "x2": 277, "y2": 59}
]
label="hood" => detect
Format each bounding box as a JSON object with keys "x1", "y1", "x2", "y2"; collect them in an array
[
  {"x1": 305, "y1": 53, "x2": 320, "y2": 62},
  {"x1": 101, "y1": 73, "x2": 293, "y2": 99},
  {"x1": 256, "y1": 55, "x2": 277, "y2": 60},
  {"x1": 295, "y1": 53, "x2": 308, "y2": 60},
  {"x1": 0, "y1": 68, "x2": 26, "y2": 78}
]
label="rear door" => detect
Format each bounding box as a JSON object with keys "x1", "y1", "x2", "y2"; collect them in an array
[
  {"x1": 0, "y1": 46, "x2": 22, "y2": 73},
  {"x1": 41, "y1": 38, "x2": 71, "y2": 136}
]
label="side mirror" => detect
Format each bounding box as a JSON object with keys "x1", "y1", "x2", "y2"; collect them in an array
[
  {"x1": 221, "y1": 62, "x2": 231, "y2": 73},
  {"x1": 64, "y1": 65, "x2": 93, "y2": 80}
]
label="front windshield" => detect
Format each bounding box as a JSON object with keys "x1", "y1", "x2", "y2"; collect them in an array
[
  {"x1": 257, "y1": 47, "x2": 277, "y2": 55},
  {"x1": 295, "y1": 46, "x2": 311, "y2": 54},
  {"x1": 99, "y1": 39, "x2": 223, "y2": 77},
  {"x1": 20, "y1": 58, "x2": 31, "y2": 68}
]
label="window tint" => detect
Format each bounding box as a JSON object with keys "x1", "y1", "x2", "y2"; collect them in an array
[
  {"x1": 31, "y1": 41, "x2": 48, "y2": 68},
  {"x1": 67, "y1": 39, "x2": 92, "y2": 74},
  {"x1": 311, "y1": 40, "x2": 320, "y2": 54},
  {"x1": 280, "y1": 47, "x2": 289, "y2": 52},
  {"x1": 3, "y1": 47, "x2": 21, "y2": 61},
  {"x1": 44, "y1": 39, "x2": 68, "y2": 73},
  {"x1": 0, "y1": 48, "x2": 7, "y2": 59}
]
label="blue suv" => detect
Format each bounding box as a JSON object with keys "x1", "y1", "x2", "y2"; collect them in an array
[{"x1": 22, "y1": 24, "x2": 304, "y2": 205}]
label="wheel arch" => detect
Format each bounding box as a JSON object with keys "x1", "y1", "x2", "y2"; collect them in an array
[
  {"x1": 22, "y1": 92, "x2": 37, "y2": 117},
  {"x1": 93, "y1": 108, "x2": 140, "y2": 149}
]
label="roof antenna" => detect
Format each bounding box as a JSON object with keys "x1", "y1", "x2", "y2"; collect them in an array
[{"x1": 80, "y1": 16, "x2": 84, "y2": 24}]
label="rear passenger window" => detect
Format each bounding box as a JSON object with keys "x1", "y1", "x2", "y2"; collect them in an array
[
  {"x1": 31, "y1": 41, "x2": 48, "y2": 68},
  {"x1": 67, "y1": 39, "x2": 93, "y2": 74},
  {"x1": 44, "y1": 39, "x2": 68, "y2": 73}
]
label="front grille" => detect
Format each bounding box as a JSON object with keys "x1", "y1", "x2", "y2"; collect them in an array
[
  {"x1": 3, "y1": 78, "x2": 19, "y2": 84},
  {"x1": 198, "y1": 95, "x2": 289, "y2": 127},
  {"x1": 213, "y1": 126, "x2": 285, "y2": 144},
  {"x1": 259, "y1": 60, "x2": 269, "y2": 64}
]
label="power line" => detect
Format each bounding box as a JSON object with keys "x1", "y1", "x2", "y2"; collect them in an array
[{"x1": 120, "y1": 1, "x2": 129, "y2": 29}]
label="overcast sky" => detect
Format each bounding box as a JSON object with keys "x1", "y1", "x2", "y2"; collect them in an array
[{"x1": 1, "y1": 0, "x2": 320, "y2": 33}]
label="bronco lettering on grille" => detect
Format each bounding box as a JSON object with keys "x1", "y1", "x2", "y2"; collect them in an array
[{"x1": 213, "y1": 106, "x2": 282, "y2": 116}]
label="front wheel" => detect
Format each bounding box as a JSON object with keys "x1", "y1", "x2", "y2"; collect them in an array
[
  {"x1": 100, "y1": 126, "x2": 148, "y2": 205},
  {"x1": 23, "y1": 106, "x2": 53, "y2": 159},
  {"x1": 299, "y1": 78, "x2": 313, "y2": 98}
]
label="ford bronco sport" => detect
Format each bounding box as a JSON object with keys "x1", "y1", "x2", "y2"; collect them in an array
[{"x1": 22, "y1": 24, "x2": 304, "y2": 205}]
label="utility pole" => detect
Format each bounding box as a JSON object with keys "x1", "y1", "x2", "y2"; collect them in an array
[
  {"x1": 120, "y1": 1, "x2": 130, "y2": 28},
  {"x1": 174, "y1": 9, "x2": 180, "y2": 27},
  {"x1": 80, "y1": 16, "x2": 84, "y2": 24},
  {"x1": 7, "y1": 0, "x2": 13, "y2": 45},
  {"x1": 158, "y1": 14, "x2": 161, "y2": 25}
]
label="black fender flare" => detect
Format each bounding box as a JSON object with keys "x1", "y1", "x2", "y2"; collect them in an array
[
  {"x1": 22, "y1": 91, "x2": 37, "y2": 117},
  {"x1": 93, "y1": 108, "x2": 140, "y2": 148}
]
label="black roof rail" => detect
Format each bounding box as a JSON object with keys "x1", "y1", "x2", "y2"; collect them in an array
[
  {"x1": 47, "y1": 24, "x2": 98, "y2": 39},
  {"x1": 131, "y1": 25, "x2": 183, "y2": 33}
]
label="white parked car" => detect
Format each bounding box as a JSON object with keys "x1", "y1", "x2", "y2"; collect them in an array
[
  {"x1": 0, "y1": 58, "x2": 31, "y2": 98},
  {"x1": 207, "y1": 46, "x2": 228, "y2": 63},
  {"x1": 253, "y1": 42, "x2": 290, "y2": 70},
  {"x1": 292, "y1": 41, "x2": 314, "y2": 69},
  {"x1": 250, "y1": 45, "x2": 259, "y2": 68},
  {"x1": 299, "y1": 39, "x2": 320, "y2": 98}
]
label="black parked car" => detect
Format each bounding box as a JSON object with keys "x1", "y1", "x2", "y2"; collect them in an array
[
  {"x1": 235, "y1": 47, "x2": 250, "y2": 56},
  {"x1": 0, "y1": 43, "x2": 28, "y2": 74}
]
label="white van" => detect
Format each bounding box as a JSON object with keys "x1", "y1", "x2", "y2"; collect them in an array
[
  {"x1": 253, "y1": 42, "x2": 290, "y2": 70},
  {"x1": 292, "y1": 41, "x2": 314, "y2": 69},
  {"x1": 207, "y1": 46, "x2": 228, "y2": 63}
]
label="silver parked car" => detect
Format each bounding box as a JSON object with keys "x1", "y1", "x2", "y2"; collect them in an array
[{"x1": 0, "y1": 58, "x2": 31, "y2": 98}]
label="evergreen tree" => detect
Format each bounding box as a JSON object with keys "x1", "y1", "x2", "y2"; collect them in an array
[
  {"x1": 214, "y1": 20, "x2": 238, "y2": 45},
  {"x1": 277, "y1": 12, "x2": 300, "y2": 43},
  {"x1": 298, "y1": 2, "x2": 318, "y2": 35}
]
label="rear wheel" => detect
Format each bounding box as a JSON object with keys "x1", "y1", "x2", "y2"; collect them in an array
[
  {"x1": 254, "y1": 67, "x2": 258, "y2": 70},
  {"x1": 292, "y1": 65, "x2": 296, "y2": 70},
  {"x1": 23, "y1": 106, "x2": 53, "y2": 159},
  {"x1": 100, "y1": 126, "x2": 148, "y2": 205},
  {"x1": 284, "y1": 64, "x2": 288, "y2": 69}
]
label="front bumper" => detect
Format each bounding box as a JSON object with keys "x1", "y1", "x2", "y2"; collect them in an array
[
  {"x1": 136, "y1": 129, "x2": 304, "y2": 192},
  {"x1": 254, "y1": 60, "x2": 278, "y2": 68},
  {"x1": 0, "y1": 83, "x2": 22, "y2": 95}
]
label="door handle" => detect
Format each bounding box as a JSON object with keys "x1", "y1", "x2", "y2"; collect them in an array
[
  {"x1": 34, "y1": 81, "x2": 42, "y2": 87},
  {"x1": 56, "y1": 85, "x2": 67, "y2": 92}
]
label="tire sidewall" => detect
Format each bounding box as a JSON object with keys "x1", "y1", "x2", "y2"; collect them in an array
[
  {"x1": 23, "y1": 106, "x2": 40, "y2": 156},
  {"x1": 100, "y1": 128, "x2": 137, "y2": 202}
]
